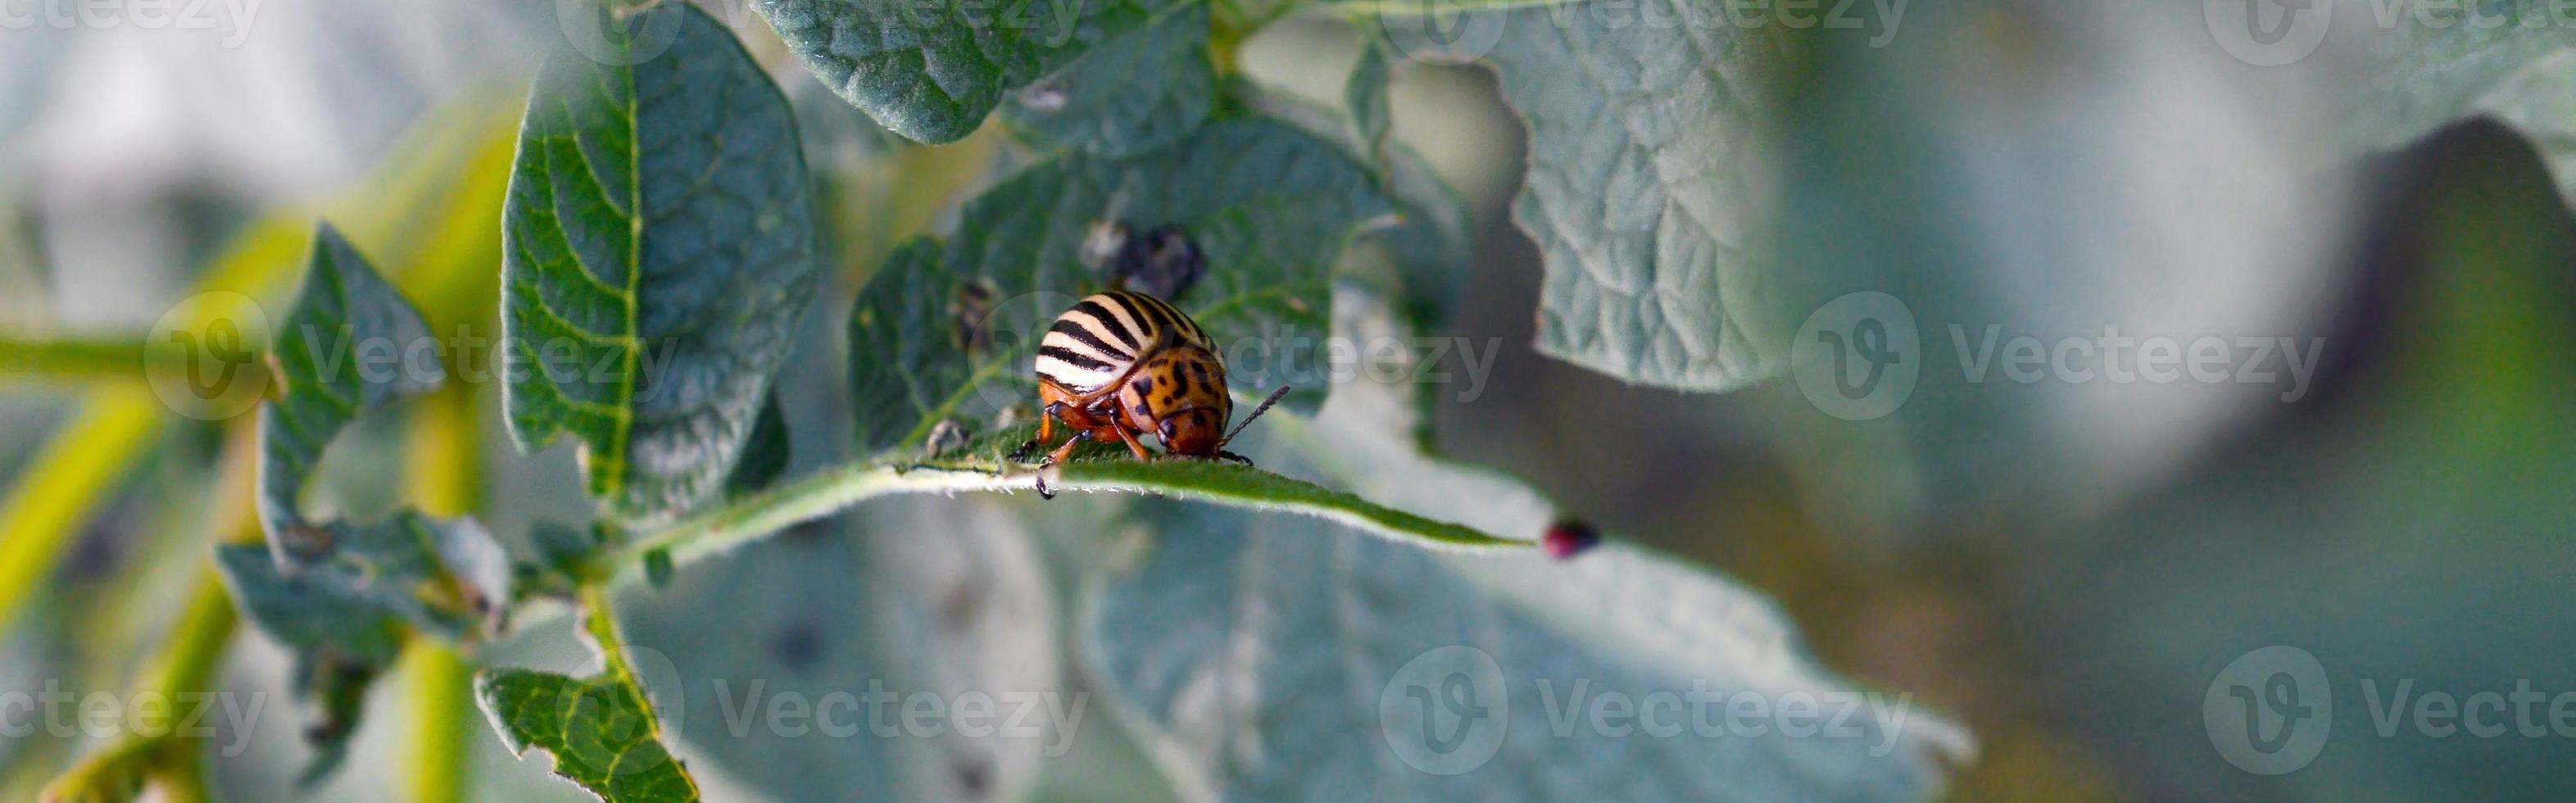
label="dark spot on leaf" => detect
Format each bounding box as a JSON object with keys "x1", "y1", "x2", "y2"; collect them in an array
[
  {"x1": 279, "y1": 522, "x2": 335, "y2": 563},
  {"x1": 954, "y1": 752, "x2": 993, "y2": 799},
  {"x1": 770, "y1": 618, "x2": 824, "y2": 670},
  {"x1": 1106, "y1": 225, "x2": 1206, "y2": 301},
  {"x1": 951, "y1": 279, "x2": 1000, "y2": 356},
  {"x1": 940, "y1": 581, "x2": 980, "y2": 631}
]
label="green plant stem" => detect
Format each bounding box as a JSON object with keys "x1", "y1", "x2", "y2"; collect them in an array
[
  {"x1": 401, "y1": 383, "x2": 485, "y2": 803},
  {"x1": 576, "y1": 451, "x2": 1528, "y2": 589},
  {"x1": 576, "y1": 583, "x2": 636, "y2": 681},
  {"x1": 0, "y1": 334, "x2": 150, "y2": 380},
  {"x1": 578, "y1": 463, "x2": 1004, "y2": 584}
]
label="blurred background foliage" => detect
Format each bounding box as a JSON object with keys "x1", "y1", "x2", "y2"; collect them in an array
[{"x1": 4, "y1": 0, "x2": 2575, "y2": 800}]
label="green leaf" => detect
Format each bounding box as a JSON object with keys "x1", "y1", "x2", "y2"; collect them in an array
[
  {"x1": 256, "y1": 222, "x2": 439, "y2": 542},
  {"x1": 1409, "y1": 1, "x2": 1789, "y2": 391},
  {"x1": 846, "y1": 117, "x2": 1394, "y2": 455},
  {"x1": 226, "y1": 222, "x2": 510, "y2": 785},
  {"x1": 1088, "y1": 508, "x2": 1972, "y2": 801},
  {"x1": 754, "y1": 0, "x2": 1175, "y2": 143},
  {"x1": 1000, "y1": 2, "x2": 1215, "y2": 157},
  {"x1": 475, "y1": 668, "x2": 702, "y2": 803},
  {"x1": 503, "y1": 0, "x2": 821, "y2": 525},
  {"x1": 1343, "y1": 37, "x2": 1393, "y2": 176}
]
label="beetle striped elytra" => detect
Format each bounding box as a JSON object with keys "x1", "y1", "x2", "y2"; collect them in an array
[{"x1": 1009, "y1": 290, "x2": 1290, "y2": 495}]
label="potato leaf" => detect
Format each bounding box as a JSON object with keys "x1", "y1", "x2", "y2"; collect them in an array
[
  {"x1": 501, "y1": 0, "x2": 820, "y2": 525},
  {"x1": 476, "y1": 668, "x2": 701, "y2": 803},
  {"x1": 224, "y1": 222, "x2": 510, "y2": 785},
  {"x1": 755, "y1": 0, "x2": 1176, "y2": 143},
  {"x1": 255, "y1": 222, "x2": 438, "y2": 542},
  {"x1": 1405, "y1": 0, "x2": 1791, "y2": 391},
  {"x1": 1000, "y1": 2, "x2": 1215, "y2": 157}
]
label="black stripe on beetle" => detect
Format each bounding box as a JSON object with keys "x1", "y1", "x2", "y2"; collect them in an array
[
  {"x1": 1073, "y1": 300, "x2": 1144, "y2": 351},
  {"x1": 1038, "y1": 346, "x2": 1113, "y2": 372},
  {"x1": 1049, "y1": 318, "x2": 1132, "y2": 360}
]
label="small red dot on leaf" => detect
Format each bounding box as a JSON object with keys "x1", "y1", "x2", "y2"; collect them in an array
[{"x1": 1541, "y1": 519, "x2": 1599, "y2": 560}]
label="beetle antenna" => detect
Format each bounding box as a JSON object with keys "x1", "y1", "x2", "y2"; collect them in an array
[{"x1": 1220, "y1": 385, "x2": 1293, "y2": 447}]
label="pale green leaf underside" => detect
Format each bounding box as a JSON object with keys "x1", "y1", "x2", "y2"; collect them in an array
[
  {"x1": 1413, "y1": 0, "x2": 1787, "y2": 391},
  {"x1": 502, "y1": 1, "x2": 820, "y2": 525},
  {"x1": 2306, "y1": 11, "x2": 2576, "y2": 207},
  {"x1": 476, "y1": 668, "x2": 702, "y2": 803},
  {"x1": 2318, "y1": 2, "x2": 2576, "y2": 157},
  {"x1": 846, "y1": 117, "x2": 1393, "y2": 454},
  {"x1": 755, "y1": 0, "x2": 1174, "y2": 143},
  {"x1": 1083, "y1": 293, "x2": 1972, "y2": 801}
]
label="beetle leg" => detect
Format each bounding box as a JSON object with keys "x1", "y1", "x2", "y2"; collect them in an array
[
  {"x1": 1011, "y1": 402, "x2": 1064, "y2": 462},
  {"x1": 1110, "y1": 426, "x2": 1153, "y2": 460},
  {"x1": 1216, "y1": 450, "x2": 1254, "y2": 467},
  {"x1": 1042, "y1": 429, "x2": 1093, "y2": 466}
]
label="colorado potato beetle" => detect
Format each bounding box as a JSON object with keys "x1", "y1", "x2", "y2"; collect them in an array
[{"x1": 1009, "y1": 290, "x2": 1289, "y2": 476}]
